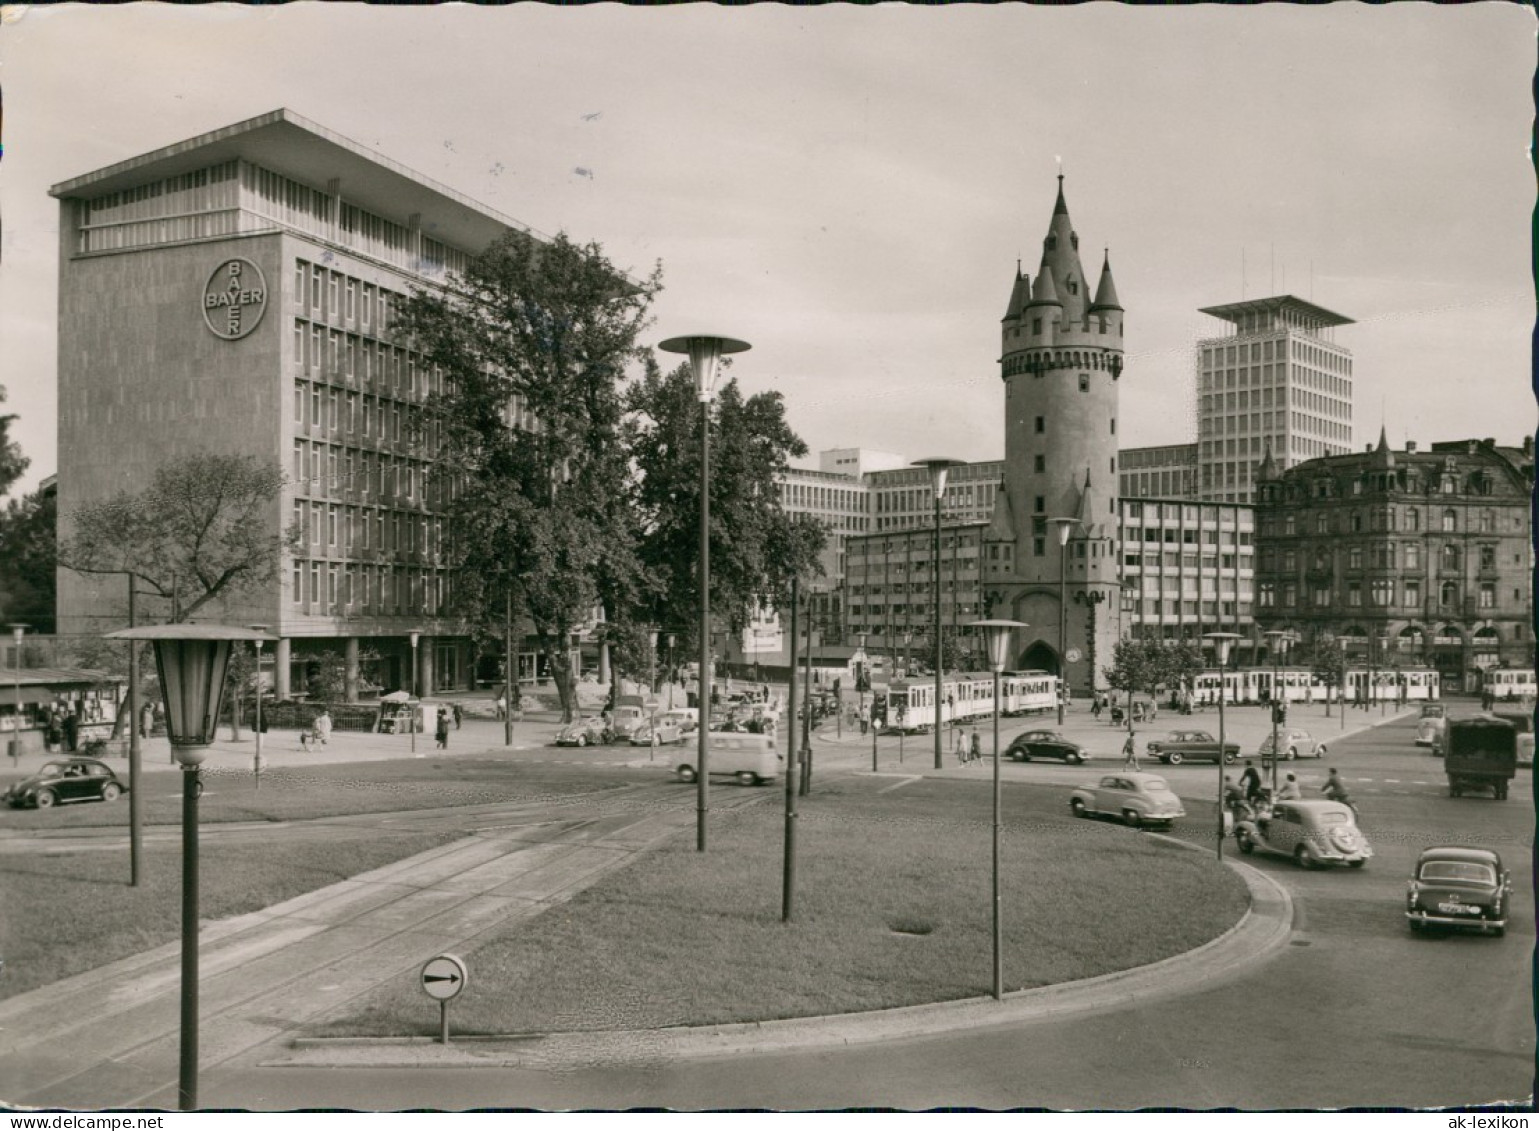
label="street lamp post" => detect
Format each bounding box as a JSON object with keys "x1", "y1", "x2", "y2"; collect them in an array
[
  {"x1": 667, "y1": 633, "x2": 677, "y2": 711},
  {"x1": 1379, "y1": 632, "x2": 1390, "y2": 717},
  {"x1": 861, "y1": 632, "x2": 877, "y2": 772},
  {"x1": 249, "y1": 626, "x2": 269, "y2": 792},
  {"x1": 409, "y1": 631, "x2": 420, "y2": 754},
  {"x1": 1205, "y1": 632, "x2": 1241, "y2": 862},
  {"x1": 105, "y1": 625, "x2": 274, "y2": 1112},
  {"x1": 914, "y1": 458, "x2": 963, "y2": 770},
  {"x1": 660, "y1": 333, "x2": 751, "y2": 853},
  {"x1": 1262, "y1": 629, "x2": 1293, "y2": 794},
  {"x1": 783, "y1": 576, "x2": 802, "y2": 922},
  {"x1": 970, "y1": 618, "x2": 1027, "y2": 1002},
  {"x1": 7, "y1": 624, "x2": 24, "y2": 767},
  {"x1": 1049, "y1": 519, "x2": 1079, "y2": 726}
]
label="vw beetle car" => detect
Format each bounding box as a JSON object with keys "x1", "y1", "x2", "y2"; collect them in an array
[
  {"x1": 630, "y1": 717, "x2": 684, "y2": 746},
  {"x1": 1405, "y1": 846, "x2": 1510, "y2": 937},
  {"x1": 1146, "y1": 730, "x2": 1240, "y2": 765},
  {"x1": 1416, "y1": 714, "x2": 1446, "y2": 749},
  {"x1": 1257, "y1": 728, "x2": 1327, "y2": 761},
  {"x1": 1005, "y1": 729, "x2": 1089, "y2": 764},
  {"x1": 553, "y1": 717, "x2": 611, "y2": 747},
  {"x1": 3, "y1": 757, "x2": 128, "y2": 809},
  {"x1": 1234, "y1": 799, "x2": 1372, "y2": 869},
  {"x1": 1069, "y1": 772, "x2": 1185, "y2": 827}
]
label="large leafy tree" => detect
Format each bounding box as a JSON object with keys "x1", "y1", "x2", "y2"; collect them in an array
[
  {"x1": 627, "y1": 363, "x2": 826, "y2": 656},
  {"x1": 397, "y1": 231, "x2": 659, "y2": 721},
  {"x1": 0, "y1": 385, "x2": 29, "y2": 502},
  {"x1": 0, "y1": 484, "x2": 57, "y2": 633},
  {"x1": 58, "y1": 452, "x2": 298, "y2": 622},
  {"x1": 1302, "y1": 636, "x2": 1348, "y2": 715},
  {"x1": 1102, "y1": 637, "x2": 1203, "y2": 719}
]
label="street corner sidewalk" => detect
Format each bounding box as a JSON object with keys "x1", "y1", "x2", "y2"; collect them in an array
[{"x1": 270, "y1": 841, "x2": 1294, "y2": 1073}]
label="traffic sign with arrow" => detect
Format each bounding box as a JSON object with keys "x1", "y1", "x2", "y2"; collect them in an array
[{"x1": 420, "y1": 954, "x2": 467, "y2": 1001}]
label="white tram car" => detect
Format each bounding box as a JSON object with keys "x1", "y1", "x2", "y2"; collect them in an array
[
  {"x1": 1481, "y1": 668, "x2": 1536, "y2": 702},
  {"x1": 883, "y1": 671, "x2": 1059, "y2": 733},
  {"x1": 1190, "y1": 666, "x2": 1440, "y2": 706}
]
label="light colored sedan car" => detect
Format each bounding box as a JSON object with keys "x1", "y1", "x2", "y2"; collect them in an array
[
  {"x1": 1235, "y1": 799, "x2": 1372, "y2": 869},
  {"x1": 630, "y1": 717, "x2": 684, "y2": 746},
  {"x1": 1257, "y1": 728, "x2": 1327, "y2": 761},
  {"x1": 1069, "y1": 772, "x2": 1186, "y2": 828}
]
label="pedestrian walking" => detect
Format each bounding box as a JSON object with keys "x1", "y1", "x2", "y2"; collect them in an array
[
  {"x1": 141, "y1": 702, "x2": 156, "y2": 739},
  {"x1": 858, "y1": 703, "x2": 869, "y2": 736},
  {"x1": 313, "y1": 708, "x2": 333, "y2": 746},
  {"x1": 435, "y1": 706, "x2": 450, "y2": 750},
  {"x1": 62, "y1": 711, "x2": 78, "y2": 754},
  {"x1": 495, "y1": 694, "x2": 507, "y2": 721},
  {"x1": 1122, "y1": 731, "x2": 1140, "y2": 770},
  {"x1": 1091, "y1": 697, "x2": 1102, "y2": 722},
  {"x1": 969, "y1": 728, "x2": 982, "y2": 762},
  {"x1": 452, "y1": 702, "x2": 462, "y2": 730}
]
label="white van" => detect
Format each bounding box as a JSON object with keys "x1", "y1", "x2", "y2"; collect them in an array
[{"x1": 674, "y1": 732, "x2": 781, "y2": 786}]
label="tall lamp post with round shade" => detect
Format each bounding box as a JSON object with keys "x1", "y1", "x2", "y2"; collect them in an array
[
  {"x1": 913, "y1": 458, "x2": 962, "y2": 770},
  {"x1": 105, "y1": 624, "x2": 275, "y2": 1111},
  {"x1": 970, "y1": 618, "x2": 1027, "y2": 1001},
  {"x1": 1378, "y1": 631, "x2": 1391, "y2": 717},
  {"x1": 249, "y1": 626, "x2": 268, "y2": 791},
  {"x1": 1049, "y1": 518, "x2": 1080, "y2": 725},
  {"x1": 1262, "y1": 629, "x2": 1294, "y2": 793},
  {"x1": 1204, "y1": 632, "x2": 1241, "y2": 861},
  {"x1": 660, "y1": 333, "x2": 751, "y2": 852}
]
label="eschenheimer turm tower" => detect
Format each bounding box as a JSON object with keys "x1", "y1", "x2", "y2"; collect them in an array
[{"x1": 985, "y1": 177, "x2": 1124, "y2": 694}]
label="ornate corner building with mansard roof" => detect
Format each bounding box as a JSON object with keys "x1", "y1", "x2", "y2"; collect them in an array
[
  {"x1": 981, "y1": 178, "x2": 1126, "y2": 693},
  {"x1": 1253, "y1": 431, "x2": 1535, "y2": 693}
]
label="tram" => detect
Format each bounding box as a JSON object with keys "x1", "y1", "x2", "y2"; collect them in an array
[
  {"x1": 1481, "y1": 668, "x2": 1536, "y2": 702},
  {"x1": 882, "y1": 671, "x2": 1059, "y2": 733},
  {"x1": 1190, "y1": 666, "x2": 1440, "y2": 706}
]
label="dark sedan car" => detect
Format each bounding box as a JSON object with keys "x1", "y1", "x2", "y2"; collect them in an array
[
  {"x1": 1406, "y1": 846, "x2": 1510, "y2": 937},
  {"x1": 1005, "y1": 729, "x2": 1089, "y2": 764},
  {"x1": 1145, "y1": 729, "x2": 1240, "y2": 765},
  {"x1": 3, "y1": 757, "x2": 127, "y2": 809}
]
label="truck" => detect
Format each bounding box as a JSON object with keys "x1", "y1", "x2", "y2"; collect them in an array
[{"x1": 1444, "y1": 717, "x2": 1517, "y2": 800}]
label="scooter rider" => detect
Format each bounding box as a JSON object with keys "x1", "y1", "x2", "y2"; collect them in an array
[{"x1": 1321, "y1": 767, "x2": 1357, "y2": 814}]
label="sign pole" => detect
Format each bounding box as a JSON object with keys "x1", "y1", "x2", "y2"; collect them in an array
[{"x1": 441, "y1": 999, "x2": 449, "y2": 1046}]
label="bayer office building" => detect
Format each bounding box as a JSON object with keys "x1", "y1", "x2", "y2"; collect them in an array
[{"x1": 52, "y1": 109, "x2": 557, "y2": 699}]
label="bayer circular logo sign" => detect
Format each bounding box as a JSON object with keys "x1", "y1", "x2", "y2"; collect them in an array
[{"x1": 202, "y1": 258, "x2": 268, "y2": 340}]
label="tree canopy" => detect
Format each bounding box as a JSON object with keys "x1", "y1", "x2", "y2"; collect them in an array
[
  {"x1": 58, "y1": 452, "x2": 297, "y2": 622},
  {"x1": 398, "y1": 231, "x2": 661, "y2": 719},
  {"x1": 627, "y1": 363, "x2": 826, "y2": 650},
  {"x1": 0, "y1": 484, "x2": 56, "y2": 633},
  {"x1": 0, "y1": 385, "x2": 29, "y2": 503},
  {"x1": 1102, "y1": 637, "x2": 1204, "y2": 707}
]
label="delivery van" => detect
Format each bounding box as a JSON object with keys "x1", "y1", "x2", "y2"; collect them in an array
[{"x1": 673, "y1": 732, "x2": 781, "y2": 786}]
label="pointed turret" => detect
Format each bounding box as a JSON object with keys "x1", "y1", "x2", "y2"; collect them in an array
[
  {"x1": 1372, "y1": 424, "x2": 1395, "y2": 468},
  {"x1": 1040, "y1": 175, "x2": 1090, "y2": 324},
  {"x1": 1074, "y1": 468, "x2": 1094, "y2": 525},
  {"x1": 1256, "y1": 437, "x2": 1279, "y2": 482},
  {"x1": 1090, "y1": 250, "x2": 1123, "y2": 311},
  {"x1": 1028, "y1": 261, "x2": 1061, "y2": 307},
  {"x1": 1003, "y1": 267, "x2": 1032, "y2": 322}
]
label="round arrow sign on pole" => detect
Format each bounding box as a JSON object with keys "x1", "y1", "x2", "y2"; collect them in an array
[{"x1": 421, "y1": 954, "x2": 467, "y2": 1001}]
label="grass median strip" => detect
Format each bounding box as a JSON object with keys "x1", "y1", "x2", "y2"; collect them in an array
[
  {"x1": 312, "y1": 776, "x2": 1249, "y2": 1037},
  {"x1": 0, "y1": 829, "x2": 460, "y2": 999}
]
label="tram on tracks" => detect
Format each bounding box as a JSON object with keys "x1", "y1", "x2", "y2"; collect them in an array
[
  {"x1": 1190, "y1": 666, "x2": 1440, "y2": 706},
  {"x1": 882, "y1": 671, "x2": 1060, "y2": 733},
  {"x1": 1481, "y1": 667, "x2": 1537, "y2": 702}
]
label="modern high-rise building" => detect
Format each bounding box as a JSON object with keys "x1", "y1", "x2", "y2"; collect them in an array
[
  {"x1": 1196, "y1": 295, "x2": 1355, "y2": 503},
  {"x1": 1119, "y1": 443, "x2": 1198, "y2": 500},
  {"x1": 51, "y1": 109, "x2": 564, "y2": 699}
]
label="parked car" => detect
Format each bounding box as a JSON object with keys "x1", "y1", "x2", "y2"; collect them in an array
[
  {"x1": 1005, "y1": 730, "x2": 1089, "y2": 764},
  {"x1": 1234, "y1": 799, "x2": 1372, "y2": 869},
  {"x1": 630, "y1": 716, "x2": 684, "y2": 747},
  {"x1": 1405, "y1": 846, "x2": 1510, "y2": 937},
  {"x1": 3, "y1": 758, "x2": 127, "y2": 809},
  {"x1": 674, "y1": 732, "x2": 781, "y2": 786},
  {"x1": 608, "y1": 703, "x2": 648, "y2": 742},
  {"x1": 1069, "y1": 772, "x2": 1185, "y2": 828},
  {"x1": 553, "y1": 717, "x2": 611, "y2": 747},
  {"x1": 1145, "y1": 730, "x2": 1239, "y2": 765},
  {"x1": 1257, "y1": 728, "x2": 1328, "y2": 761}
]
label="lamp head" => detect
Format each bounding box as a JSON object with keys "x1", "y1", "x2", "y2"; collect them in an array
[
  {"x1": 1049, "y1": 517, "x2": 1079, "y2": 547},
  {"x1": 409, "y1": 631, "x2": 420, "y2": 649},
  {"x1": 1204, "y1": 631, "x2": 1242, "y2": 667},
  {"x1": 105, "y1": 625, "x2": 276, "y2": 764},
  {"x1": 966, "y1": 619, "x2": 1028, "y2": 673},
  {"x1": 911, "y1": 457, "x2": 964, "y2": 502},
  {"x1": 658, "y1": 334, "x2": 752, "y2": 402}
]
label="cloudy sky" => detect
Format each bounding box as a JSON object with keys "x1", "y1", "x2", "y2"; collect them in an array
[{"x1": 0, "y1": 3, "x2": 1531, "y2": 500}]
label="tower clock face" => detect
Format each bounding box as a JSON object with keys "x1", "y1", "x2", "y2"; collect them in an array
[{"x1": 202, "y1": 258, "x2": 268, "y2": 340}]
